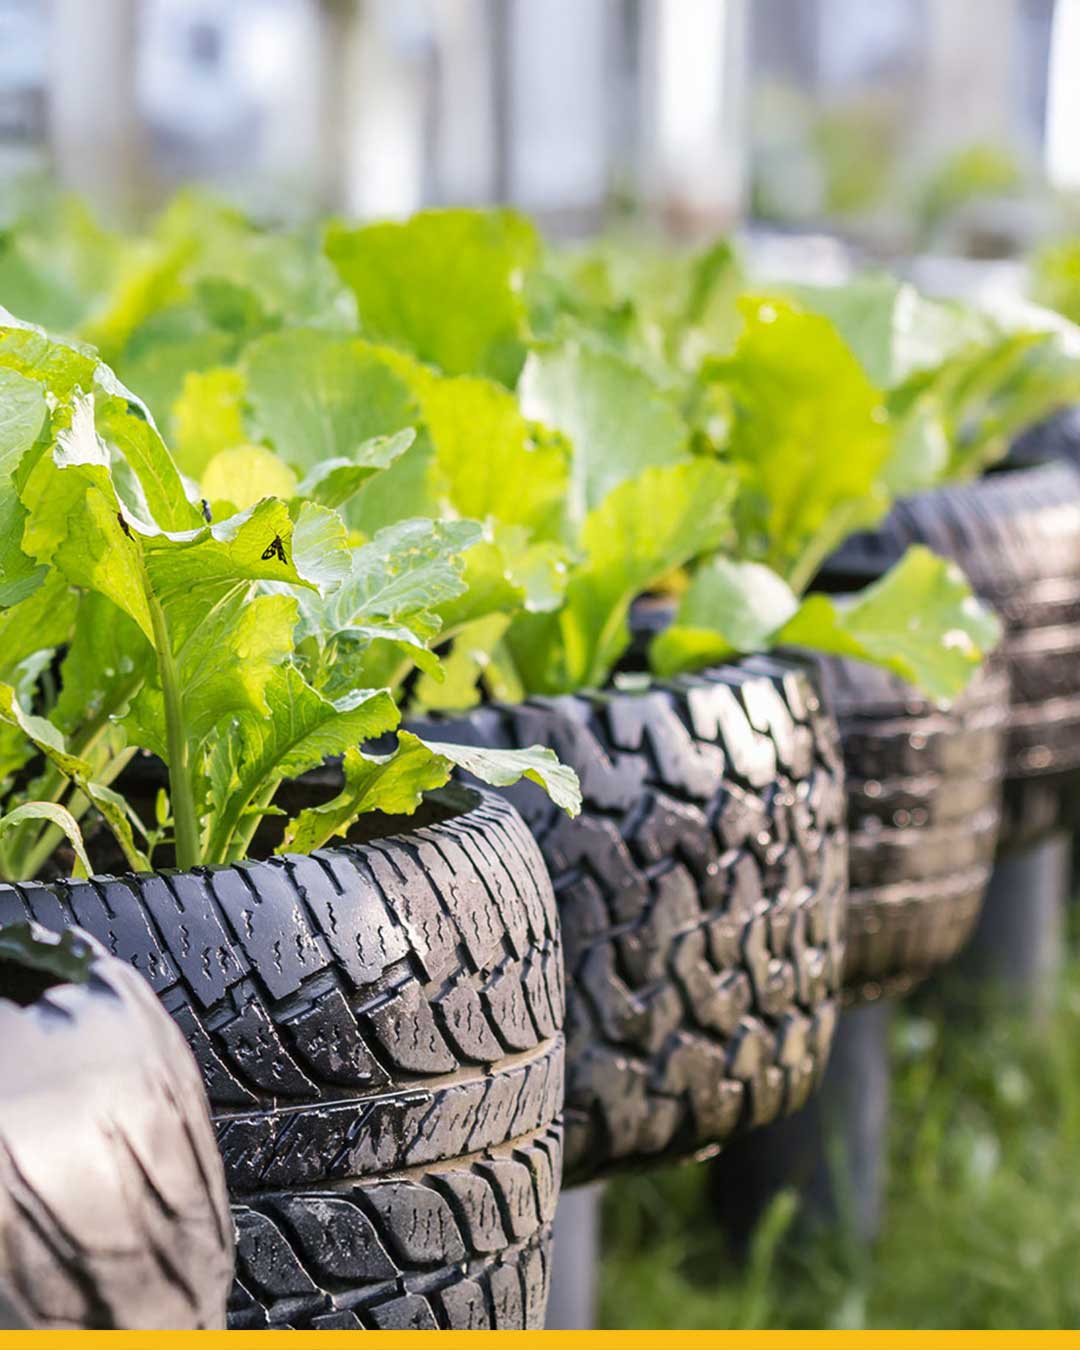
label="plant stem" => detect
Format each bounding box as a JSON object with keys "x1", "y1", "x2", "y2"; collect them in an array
[
  {"x1": 221, "y1": 778, "x2": 282, "y2": 865},
  {"x1": 783, "y1": 503, "x2": 866, "y2": 599},
  {"x1": 18, "y1": 747, "x2": 139, "y2": 880},
  {"x1": 146, "y1": 591, "x2": 200, "y2": 870}
]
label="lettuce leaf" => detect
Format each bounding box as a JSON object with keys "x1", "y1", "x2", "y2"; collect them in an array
[
  {"x1": 509, "y1": 459, "x2": 736, "y2": 693},
  {"x1": 519, "y1": 341, "x2": 690, "y2": 528},
  {"x1": 650, "y1": 559, "x2": 799, "y2": 678},
  {"x1": 707, "y1": 296, "x2": 892, "y2": 592},
  {"x1": 278, "y1": 730, "x2": 580, "y2": 854},
  {"x1": 326, "y1": 208, "x2": 539, "y2": 385},
  {"x1": 776, "y1": 546, "x2": 1001, "y2": 701}
]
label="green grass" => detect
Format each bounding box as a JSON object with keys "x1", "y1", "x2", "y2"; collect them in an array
[{"x1": 598, "y1": 952, "x2": 1080, "y2": 1329}]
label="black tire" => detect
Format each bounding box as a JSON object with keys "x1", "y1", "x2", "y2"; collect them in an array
[
  {"x1": 0, "y1": 789, "x2": 564, "y2": 1330},
  {"x1": 1010, "y1": 405, "x2": 1080, "y2": 471},
  {"x1": 816, "y1": 657, "x2": 1010, "y2": 1003},
  {"x1": 408, "y1": 659, "x2": 848, "y2": 1187},
  {"x1": 823, "y1": 461, "x2": 1080, "y2": 851},
  {"x1": 228, "y1": 1124, "x2": 561, "y2": 1330},
  {"x1": 0, "y1": 924, "x2": 233, "y2": 1329}
]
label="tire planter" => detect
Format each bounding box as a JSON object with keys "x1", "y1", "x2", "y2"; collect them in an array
[
  {"x1": 1011, "y1": 406, "x2": 1080, "y2": 472},
  {"x1": 408, "y1": 659, "x2": 848, "y2": 1187},
  {"x1": 0, "y1": 923, "x2": 233, "y2": 1329},
  {"x1": 822, "y1": 461, "x2": 1080, "y2": 852},
  {"x1": 814, "y1": 656, "x2": 1010, "y2": 1003},
  {"x1": 0, "y1": 789, "x2": 564, "y2": 1331}
]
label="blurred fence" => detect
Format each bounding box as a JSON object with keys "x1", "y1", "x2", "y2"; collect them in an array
[{"x1": 0, "y1": 0, "x2": 1073, "y2": 249}]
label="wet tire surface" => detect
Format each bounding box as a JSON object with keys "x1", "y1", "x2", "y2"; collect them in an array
[
  {"x1": 818, "y1": 657, "x2": 1009, "y2": 1003},
  {"x1": 823, "y1": 461, "x2": 1080, "y2": 851},
  {"x1": 410, "y1": 658, "x2": 848, "y2": 1186},
  {"x1": 0, "y1": 792, "x2": 563, "y2": 1329}
]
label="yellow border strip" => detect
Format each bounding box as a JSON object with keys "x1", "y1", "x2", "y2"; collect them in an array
[{"x1": 0, "y1": 1335, "x2": 1078, "y2": 1346}]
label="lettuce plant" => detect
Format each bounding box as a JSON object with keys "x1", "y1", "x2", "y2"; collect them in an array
[
  {"x1": 647, "y1": 295, "x2": 1004, "y2": 698},
  {"x1": 0, "y1": 312, "x2": 580, "y2": 881},
  {"x1": 788, "y1": 274, "x2": 1080, "y2": 488},
  {"x1": 189, "y1": 211, "x2": 1006, "y2": 705},
  {"x1": 8, "y1": 200, "x2": 1070, "y2": 714}
]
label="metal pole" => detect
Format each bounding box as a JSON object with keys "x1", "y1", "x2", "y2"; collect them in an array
[
  {"x1": 544, "y1": 1184, "x2": 602, "y2": 1330},
  {"x1": 950, "y1": 831, "x2": 1069, "y2": 1022}
]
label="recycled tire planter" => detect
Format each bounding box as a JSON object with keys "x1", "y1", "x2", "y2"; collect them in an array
[
  {"x1": 0, "y1": 923, "x2": 233, "y2": 1329},
  {"x1": 823, "y1": 460, "x2": 1080, "y2": 853},
  {"x1": 814, "y1": 656, "x2": 1010, "y2": 1003},
  {"x1": 408, "y1": 658, "x2": 848, "y2": 1187},
  {"x1": 1011, "y1": 406, "x2": 1080, "y2": 472},
  {"x1": 0, "y1": 789, "x2": 564, "y2": 1331}
]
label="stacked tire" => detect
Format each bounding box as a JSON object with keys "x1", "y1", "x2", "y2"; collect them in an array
[
  {"x1": 813, "y1": 657, "x2": 1010, "y2": 1003},
  {"x1": 0, "y1": 924, "x2": 233, "y2": 1329},
  {"x1": 410, "y1": 657, "x2": 848, "y2": 1186},
  {"x1": 824, "y1": 461, "x2": 1080, "y2": 851},
  {"x1": 0, "y1": 790, "x2": 564, "y2": 1330}
]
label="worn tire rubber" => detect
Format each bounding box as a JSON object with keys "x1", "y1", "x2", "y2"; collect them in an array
[
  {"x1": 823, "y1": 460, "x2": 1080, "y2": 851},
  {"x1": 0, "y1": 924, "x2": 233, "y2": 1329},
  {"x1": 228, "y1": 1125, "x2": 561, "y2": 1330},
  {"x1": 409, "y1": 659, "x2": 848, "y2": 1187},
  {"x1": 0, "y1": 790, "x2": 564, "y2": 1330},
  {"x1": 817, "y1": 658, "x2": 1010, "y2": 1003}
]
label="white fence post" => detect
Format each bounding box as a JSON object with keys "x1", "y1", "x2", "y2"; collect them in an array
[
  {"x1": 639, "y1": 0, "x2": 749, "y2": 234},
  {"x1": 47, "y1": 0, "x2": 150, "y2": 216}
]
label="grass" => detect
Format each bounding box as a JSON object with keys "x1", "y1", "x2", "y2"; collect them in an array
[{"x1": 597, "y1": 946, "x2": 1080, "y2": 1329}]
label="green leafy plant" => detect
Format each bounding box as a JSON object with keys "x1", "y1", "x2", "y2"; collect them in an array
[
  {"x1": 605, "y1": 294, "x2": 1000, "y2": 701},
  {"x1": 1032, "y1": 237, "x2": 1080, "y2": 327},
  {"x1": 790, "y1": 274, "x2": 1080, "y2": 487},
  {"x1": 0, "y1": 312, "x2": 580, "y2": 882},
  {"x1": 6, "y1": 200, "x2": 1057, "y2": 713},
  {"x1": 915, "y1": 141, "x2": 1025, "y2": 248}
]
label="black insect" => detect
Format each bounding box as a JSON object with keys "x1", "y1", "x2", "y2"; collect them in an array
[
  {"x1": 116, "y1": 512, "x2": 134, "y2": 540},
  {"x1": 261, "y1": 534, "x2": 288, "y2": 564}
]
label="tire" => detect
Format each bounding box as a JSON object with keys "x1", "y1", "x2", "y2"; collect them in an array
[
  {"x1": 0, "y1": 924, "x2": 233, "y2": 1329},
  {"x1": 823, "y1": 461, "x2": 1080, "y2": 851},
  {"x1": 0, "y1": 789, "x2": 564, "y2": 1330},
  {"x1": 1010, "y1": 405, "x2": 1080, "y2": 472},
  {"x1": 408, "y1": 659, "x2": 848, "y2": 1187},
  {"x1": 816, "y1": 657, "x2": 1010, "y2": 1003},
  {"x1": 228, "y1": 1125, "x2": 561, "y2": 1330}
]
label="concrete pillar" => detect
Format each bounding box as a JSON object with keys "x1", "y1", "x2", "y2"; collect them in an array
[
  {"x1": 1046, "y1": 0, "x2": 1080, "y2": 190},
  {"x1": 502, "y1": 0, "x2": 614, "y2": 235},
  {"x1": 310, "y1": 0, "x2": 359, "y2": 214}
]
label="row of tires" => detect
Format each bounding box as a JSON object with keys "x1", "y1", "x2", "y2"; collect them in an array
[{"x1": 2, "y1": 455, "x2": 1079, "y2": 1328}]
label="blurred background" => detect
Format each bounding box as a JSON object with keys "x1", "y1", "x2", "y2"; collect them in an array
[
  {"x1": 2, "y1": 0, "x2": 1078, "y2": 266},
  {"x1": 5, "y1": 0, "x2": 1080, "y2": 1330}
]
